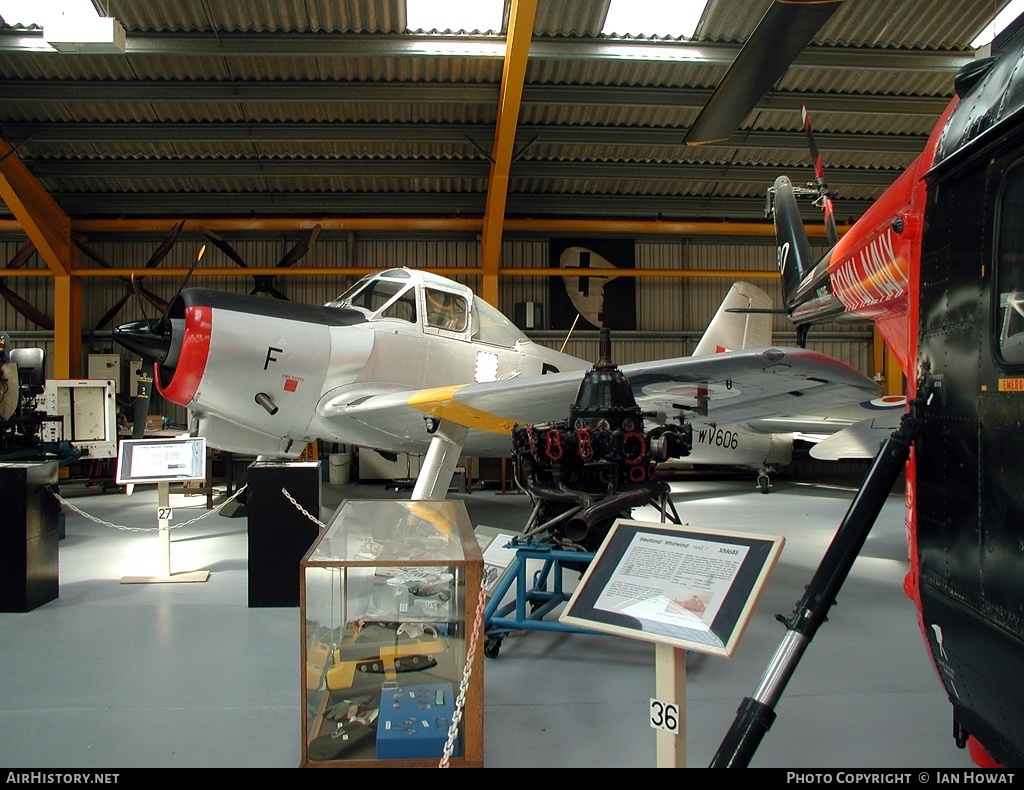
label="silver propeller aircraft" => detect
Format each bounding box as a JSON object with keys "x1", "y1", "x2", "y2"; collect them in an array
[{"x1": 113, "y1": 267, "x2": 894, "y2": 497}]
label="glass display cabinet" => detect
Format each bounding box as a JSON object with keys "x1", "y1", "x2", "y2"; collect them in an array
[{"x1": 300, "y1": 498, "x2": 485, "y2": 768}]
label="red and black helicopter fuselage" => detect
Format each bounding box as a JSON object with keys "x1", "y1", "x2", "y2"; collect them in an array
[{"x1": 769, "y1": 14, "x2": 1024, "y2": 768}]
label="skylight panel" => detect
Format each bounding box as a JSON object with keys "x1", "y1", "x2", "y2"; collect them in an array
[
  {"x1": 405, "y1": 0, "x2": 504, "y2": 34},
  {"x1": 972, "y1": 0, "x2": 1024, "y2": 49},
  {"x1": 601, "y1": 0, "x2": 708, "y2": 38}
]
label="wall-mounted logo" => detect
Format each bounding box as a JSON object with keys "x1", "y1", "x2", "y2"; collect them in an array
[
  {"x1": 549, "y1": 238, "x2": 636, "y2": 331},
  {"x1": 559, "y1": 246, "x2": 619, "y2": 328}
]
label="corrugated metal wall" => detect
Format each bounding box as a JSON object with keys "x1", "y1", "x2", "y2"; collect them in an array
[{"x1": 2, "y1": 233, "x2": 877, "y2": 428}]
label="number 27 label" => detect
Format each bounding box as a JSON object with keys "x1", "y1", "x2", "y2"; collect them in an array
[{"x1": 158, "y1": 507, "x2": 173, "y2": 520}]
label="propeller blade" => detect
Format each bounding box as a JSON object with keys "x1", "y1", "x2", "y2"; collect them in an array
[
  {"x1": 144, "y1": 219, "x2": 186, "y2": 269},
  {"x1": 683, "y1": 0, "x2": 843, "y2": 146},
  {"x1": 801, "y1": 102, "x2": 839, "y2": 247},
  {"x1": 251, "y1": 274, "x2": 289, "y2": 300},
  {"x1": 199, "y1": 226, "x2": 249, "y2": 268},
  {"x1": 276, "y1": 224, "x2": 321, "y2": 268},
  {"x1": 73, "y1": 235, "x2": 113, "y2": 269},
  {"x1": 138, "y1": 285, "x2": 169, "y2": 314},
  {"x1": 144, "y1": 242, "x2": 208, "y2": 331},
  {"x1": 126, "y1": 273, "x2": 155, "y2": 323},
  {"x1": 94, "y1": 290, "x2": 133, "y2": 332},
  {"x1": 7, "y1": 240, "x2": 37, "y2": 270},
  {"x1": 0, "y1": 282, "x2": 54, "y2": 330},
  {"x1": 131, "y1": 369, "x2": 154, "y2": 439},
  {"x1": 265, "y1": 283, "x2": 290, "y2": 300},
  {"x1": 174, "y1": 244, "x2": 205, "y2": 300}
]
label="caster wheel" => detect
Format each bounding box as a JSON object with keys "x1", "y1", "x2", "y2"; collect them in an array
[{"x1": 484, "y1": 637, "x2": 502, "y2": 658}]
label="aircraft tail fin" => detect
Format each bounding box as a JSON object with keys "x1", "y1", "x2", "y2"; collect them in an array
[
  {"x1": 769, "y1": 175, "x2": 817, "y2": 311},
  {"x1": 693, "y1": 281, "x2": 774, "y2": 356}
]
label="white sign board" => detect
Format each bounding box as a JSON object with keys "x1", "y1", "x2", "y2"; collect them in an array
[
  {"x1": 560, "y1": 519, "x2": 783, "y2": 657},
  {"x1": 116, "y1": 436, "x2": 207, "y2": 485}
]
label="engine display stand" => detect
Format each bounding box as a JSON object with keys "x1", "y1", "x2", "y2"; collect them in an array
[{"x1": 482, "y1": 538, "x2": 602, "y2": 658}]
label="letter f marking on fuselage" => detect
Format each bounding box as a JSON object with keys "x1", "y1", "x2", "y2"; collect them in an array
[{"x1": 265, "y1": 346, "x2": 282, "y2": 370}]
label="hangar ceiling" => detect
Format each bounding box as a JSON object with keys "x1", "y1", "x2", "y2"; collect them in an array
[{"x1": 0, "y1": 0, "x2": 1004, "y2": 229}]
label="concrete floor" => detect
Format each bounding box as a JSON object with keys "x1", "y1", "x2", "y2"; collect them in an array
[{"x1": 0, "y1": 465, "x2": 980, "y2": 769}]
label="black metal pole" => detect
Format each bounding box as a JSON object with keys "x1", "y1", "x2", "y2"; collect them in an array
[{"x1": 710, "y1": 410, "x2": 917, "y2": 768}]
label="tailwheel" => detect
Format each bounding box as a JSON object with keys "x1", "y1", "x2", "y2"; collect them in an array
[
  {"x1": 484, "y1": 636, "x2": 502, "y2": 659},
  {"x1": 757, "y1": 473, "x2": 771, "y2": 494}
]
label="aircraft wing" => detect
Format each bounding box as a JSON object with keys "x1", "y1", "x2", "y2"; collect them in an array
[
  {"x1": 332, "y1": 346, "x2": 882, "y2": 453},
  {"x1": 742, "y1": 395, "x2": 907, "y2": 452},
  {"x1": 620, "y1": 346, "x2": 881, "y2": 427},
  {"x1": 806, "y1": 415, "x2": 904, "y2": 460}
]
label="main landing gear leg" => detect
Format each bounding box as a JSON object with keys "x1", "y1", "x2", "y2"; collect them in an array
[{"x1": 411, "y1": 419, "x2": 468, "y2": 501}]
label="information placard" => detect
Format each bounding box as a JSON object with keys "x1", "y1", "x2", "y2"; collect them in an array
[
  {"x1": 474, "y1": 526, "x2": 521, "y2": 594},
  {"x1": 559, "y1": 519, "x2": 783, "y2": 657},
  {"x1": 116, "y1": 436, "x2": 207, "y2": 484}
]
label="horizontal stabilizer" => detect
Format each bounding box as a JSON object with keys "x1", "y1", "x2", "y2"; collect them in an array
[{"x1": 808, "y1": 417, "x2": 897, "y2": 460}]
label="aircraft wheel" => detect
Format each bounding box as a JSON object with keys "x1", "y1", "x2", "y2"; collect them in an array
[
  {"x1": 484, "y1": 637, "x2": 502, "y2": 659},
  {"x1": 757, "y1": 474, "x2": 770, "y2": 494}
]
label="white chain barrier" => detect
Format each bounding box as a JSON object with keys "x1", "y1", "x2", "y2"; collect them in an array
[
  {"x1": 281, "y1": 487, "x2": 326, "y2": 529},
  {"x1": 439, "y1": 580, "x2": 486, "y2": 768},
  {"x1": 51, "y1": 483, "x2": 249, "y2": 533}
]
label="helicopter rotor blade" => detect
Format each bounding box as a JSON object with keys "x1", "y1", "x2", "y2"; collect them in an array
[
  {"x1": 683, "y1": 0, "x2": 843, "y2": 146},
  {"x1": 801, "y1": 102, "x2": 840, "y2": 247}
]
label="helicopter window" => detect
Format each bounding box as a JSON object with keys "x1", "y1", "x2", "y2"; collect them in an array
[
  {"x1": 472, "y1": 297, "x2": 527, "y2": 348},
  {"x1": 996, "y1": 168, "x2": 1024, "y2": 365},
  {"x1": 998, "y1": 291, "x2": 1024, "y2": 364},
  {"x1": 425, "y1": 288, "x2": 468, "y2": 332}
]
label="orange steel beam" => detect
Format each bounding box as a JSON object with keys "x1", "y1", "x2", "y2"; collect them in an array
[
  {"x1": 0, "y1": 137, "x2": 69, "y2": 277},
  {"x1": 0, "y1": 135, "x2": 80, "y2": 374},
  {"x1": 500, "y1": 267, "x2": 777, "y2": 279},
  {"x1": 871, "y1": 325, "x2": 905, "y2": 396},
  {"x1": 0, "y1": 217, "x2": 849, "y2": 238},
  {"x1": 479, "y1": 0, "x2": 537, "y2": 307},
  {"x1": 0, "y1": 266, "x2": 780, "y2": 280},
  {"x1": 52, "y1": 270, "x2": 82, "y2": 378}
]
